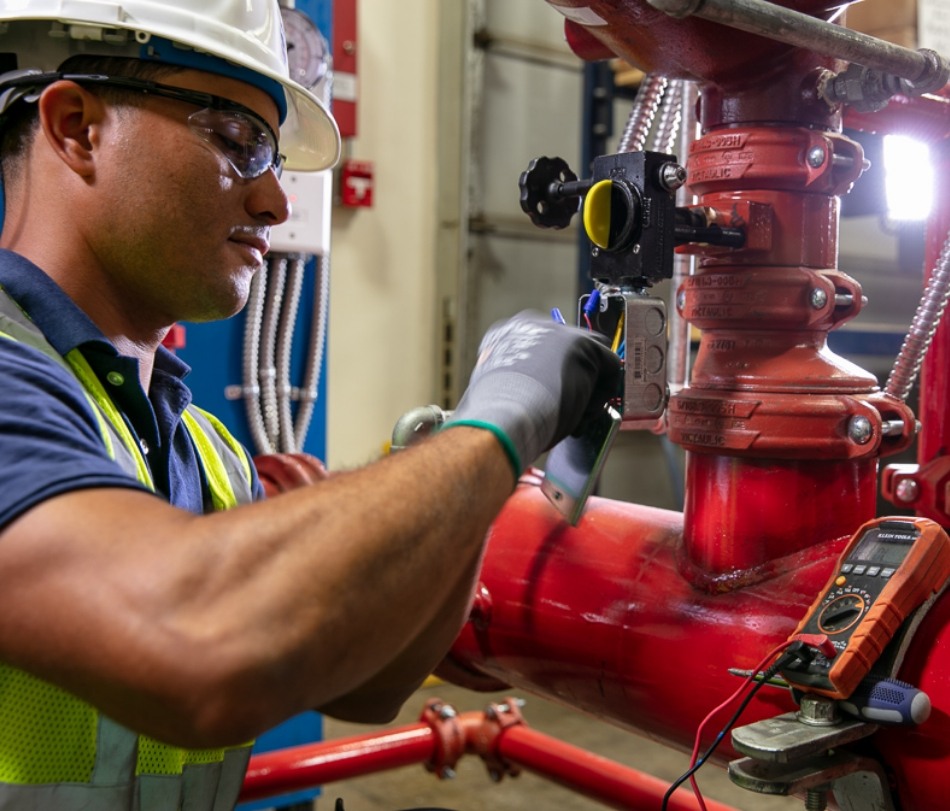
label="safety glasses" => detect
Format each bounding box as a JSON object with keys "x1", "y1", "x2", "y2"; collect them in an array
[{"x1": 1, "y1": 72, "x2": 285, "y2": 179}]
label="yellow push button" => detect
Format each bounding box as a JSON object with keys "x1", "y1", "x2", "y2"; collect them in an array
[
  {"x1": 836, "y1": 575, "x2": 847, "y2": 586},
  {"x1": 584, "y1": 179, "x2": 616, "y2": 250}
]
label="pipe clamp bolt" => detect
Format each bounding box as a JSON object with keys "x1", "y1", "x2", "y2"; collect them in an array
[
  {"x1": 848, "y1": 415, "x2": 873, "y2": 445},
  {"x1": 810, "y1": 288, "x2": 828, "y2": 309},
  {"x1": 807, "y1": 145, "x2": 826, "y2": 168},
  {"x1": 895, "y1": 478, "x2": 920, "y2": 503}
]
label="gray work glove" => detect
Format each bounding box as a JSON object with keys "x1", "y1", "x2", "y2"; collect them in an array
[{"x1": 444, "y1": 310, "x2": 623, "y2": 475}]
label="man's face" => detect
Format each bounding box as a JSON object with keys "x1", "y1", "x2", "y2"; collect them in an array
[{"x1": 87, "y1": 68, "x2": 291, "y2": 329}]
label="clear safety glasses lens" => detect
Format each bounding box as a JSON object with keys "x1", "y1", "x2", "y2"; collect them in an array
[{"x1": 187, "y1": 108, "x2": 285, "y2": 180}]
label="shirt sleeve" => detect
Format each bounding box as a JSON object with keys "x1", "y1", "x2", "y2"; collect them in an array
[{"x1": 0, "y1": 338, "x2": 151, "y2": 529}]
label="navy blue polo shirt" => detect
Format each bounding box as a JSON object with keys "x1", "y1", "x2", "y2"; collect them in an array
[{"x1": 0, "y1": 249, "x2": 261, "y2": 529}]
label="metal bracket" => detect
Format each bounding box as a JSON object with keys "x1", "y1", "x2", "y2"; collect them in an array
[
  {"x1": 729, "y1": 752, "x2": 895, "y2": 810},
  {"x1": 731, "y1": 709, "x2": 877, "y2": 765},
  {"x1": 729, "y1": 699, "x2": 895, "y2": 808}
]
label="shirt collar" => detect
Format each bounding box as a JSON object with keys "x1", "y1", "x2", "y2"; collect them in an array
[{"x1": 0, "y1": 248, "x2": 191, "y2": 381}]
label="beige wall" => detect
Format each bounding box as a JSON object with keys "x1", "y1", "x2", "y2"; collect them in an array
[{"x1": 327, "y1": 0, "x2": 442, "y2": 469}]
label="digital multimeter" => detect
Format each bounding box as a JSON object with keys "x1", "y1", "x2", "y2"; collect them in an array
[{"x1": 782, "y1": 516, "x2": 950, "y2": 699}]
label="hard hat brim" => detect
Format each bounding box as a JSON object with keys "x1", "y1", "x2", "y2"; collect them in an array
[{"x1": 276, "y1": 78, "x2": 341, "y2": 173}]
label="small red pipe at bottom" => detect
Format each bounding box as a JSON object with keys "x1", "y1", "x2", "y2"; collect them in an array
[
  {"x1": 239, "y1": 699, "x2": 743, "y2": 811},
  {"x1": 239, "y1": 724, "x2": 435, "y2": 803},
  {"x1": 499, "y1": 725, "x2": 737, "y2": 811}
]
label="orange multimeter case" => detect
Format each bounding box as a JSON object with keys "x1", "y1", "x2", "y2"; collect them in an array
[{"x1": 781, "y1": 516, "x2": 950, "y2": 699}]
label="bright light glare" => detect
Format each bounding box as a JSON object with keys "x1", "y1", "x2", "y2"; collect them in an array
[{"x1": 883, "y1": 134, "x2": 934, "y2": 221}]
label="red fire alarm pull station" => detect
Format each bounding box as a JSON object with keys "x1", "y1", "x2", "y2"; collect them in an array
[{"x1": 340, "y1": 159, "x2": 374, "y2": 207}]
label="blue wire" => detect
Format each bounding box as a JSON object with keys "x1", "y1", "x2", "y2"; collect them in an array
[{"x1": 583, "y1": 289, "x2": 601, "y2": 318}]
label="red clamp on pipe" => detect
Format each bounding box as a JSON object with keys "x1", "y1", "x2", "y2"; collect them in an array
[
  {"x1": 420, "y1": 696, "x2": 528, "y2": 784},
  {"x1": 469, "y1": 698, "x2": 526, "y2": 783},
  {"x1": 419, "y1": 699, "x2": 466, "y2": 780}
]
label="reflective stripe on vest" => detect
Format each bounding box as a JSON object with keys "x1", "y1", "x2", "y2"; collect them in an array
[{"x1": 0, "y1": 289, "x2": 255, "y2": 810}]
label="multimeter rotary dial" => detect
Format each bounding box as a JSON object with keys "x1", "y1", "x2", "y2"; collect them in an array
[
  {"x1": 280, "y1": 7, "x2": 330, "y2": 89},
  {"x1": 817, "y1": 591, "x2": 869, "y2": 634}
]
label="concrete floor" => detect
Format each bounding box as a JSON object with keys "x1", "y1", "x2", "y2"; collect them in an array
[{"x1": 304, "y1": 682, "x2": 804, "y2": 811}]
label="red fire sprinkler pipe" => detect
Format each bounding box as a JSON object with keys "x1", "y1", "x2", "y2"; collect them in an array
[
  {"x1": 241, "y1": 697, "x2": 743, "y2": 811},
  {"x1": 442, "y1": 2, "x2": 942, "y2": 809},
  {"x1": 240, "y1": 724, "x2": 436, "y2": 802},
  {"x1": 498, "y1": 725, "x2": 736, "y2": 811},
  {"x1": 247, "y1": 4, "x2": 950, "y2": 809}
]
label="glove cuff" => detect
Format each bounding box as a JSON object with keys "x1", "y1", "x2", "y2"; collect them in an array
[{"x1": 441, "y1": 419, "x2": 522, "y2": 476}]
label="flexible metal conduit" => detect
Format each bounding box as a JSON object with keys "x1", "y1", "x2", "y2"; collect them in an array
[
  {"x1": 276, "y1": 256, "x2": 305, "y2": 452},
  {"x1": 646, "y1": 0, "x2": 949, "y2": 92},
  {"x1": 652, "y1": 78, "x2": 684, "y2": 156},
  {"x1": 618, "y1": 73, "x2": 668, "y2": 153},
  {"x1": 293, "y1": 253, "x2": 331, "y2": 451},
  {"x1": 243, "y1": 253, "x2": 331, "y2": 455},
  {"x1": 243, "y1": 264, "x2": 274, "y2": 455},
  {"x1": 886, "y1": 229, "x2": 950, "y2": 402},
  {"x1": 259, "y1": 255, "x2": 288, "y2": 447}
]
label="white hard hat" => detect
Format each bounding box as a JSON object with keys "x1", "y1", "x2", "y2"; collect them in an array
[{"x1": 0, "y1": 0, "x2": 341, "y2": 171}]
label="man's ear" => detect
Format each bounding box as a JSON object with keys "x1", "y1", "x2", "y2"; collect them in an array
[{"x1": 36, "y1": 81, "x2": 107, "y2": 178}]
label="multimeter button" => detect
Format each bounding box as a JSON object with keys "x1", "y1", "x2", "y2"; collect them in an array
[
  {"x1": 841, "y1": 563, "x2": 854, "y2": 573},
  {"x1": 881, "y1": 567, "x2": 897, "y2": 578},
  {"x1": 835, "y1": 575, "x2": 847, "y2": 586},
  {"x1": 852, "y1": 565, "x2": 867, "y2": 575},
  {"x1": 866, "y1": 566, "x2": 881, "y2": 576}
]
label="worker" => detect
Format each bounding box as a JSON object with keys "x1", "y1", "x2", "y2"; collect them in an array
[{"x1": 0, "y1": 1, "x2": 621, "y2": 808}]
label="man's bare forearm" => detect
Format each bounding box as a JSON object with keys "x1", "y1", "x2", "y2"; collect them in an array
[{"x1": 0, "y1": 426, "x2": 514, "y2": 746}]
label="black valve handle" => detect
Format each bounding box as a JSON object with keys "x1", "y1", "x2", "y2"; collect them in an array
[{"x1": 518, "y1": 156, "x2": 587, "y2": 230}]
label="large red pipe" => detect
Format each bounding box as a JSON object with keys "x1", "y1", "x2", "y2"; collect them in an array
[
  {"x1": 444, "y1": 488, "x2": 835, "y2": 748},
  {"x1": 444, "y1": 485, "x2": 950, "y2": 809}
]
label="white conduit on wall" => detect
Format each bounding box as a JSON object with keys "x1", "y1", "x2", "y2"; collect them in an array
[
  {"x1": 243, "y1": 252, "x2": 331, "y2": 455},
  {"x1": 243, "y1": 263, "x2": 273, "y2": 455},
  {"x1": 294, "y1": 253, "x2": 330, "y2": 451},
  {"x1": 276, "y1": 256, "x2": 305, "y2": 452}
]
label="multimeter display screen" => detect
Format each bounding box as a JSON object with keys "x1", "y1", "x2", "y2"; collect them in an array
[{"x1": 853, "y1": 529, "x2": 915, "y2": 566}]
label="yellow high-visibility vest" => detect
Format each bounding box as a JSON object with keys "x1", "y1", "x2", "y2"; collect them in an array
[{"x1": 0, "y1": 287, "x2": 256, "y2": 810}]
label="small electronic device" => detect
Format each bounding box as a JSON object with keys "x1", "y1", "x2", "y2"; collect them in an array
[
  {"x1": 782, "y1": 516, "x2": 950, "y2": 699},
  {"x1": 542, "y1": 403, "x2": 621, "y2": 526}
]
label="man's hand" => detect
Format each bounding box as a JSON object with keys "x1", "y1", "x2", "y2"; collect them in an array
[{"x1": 444, "y1": 310, "x2": 623, "y2": 475}]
